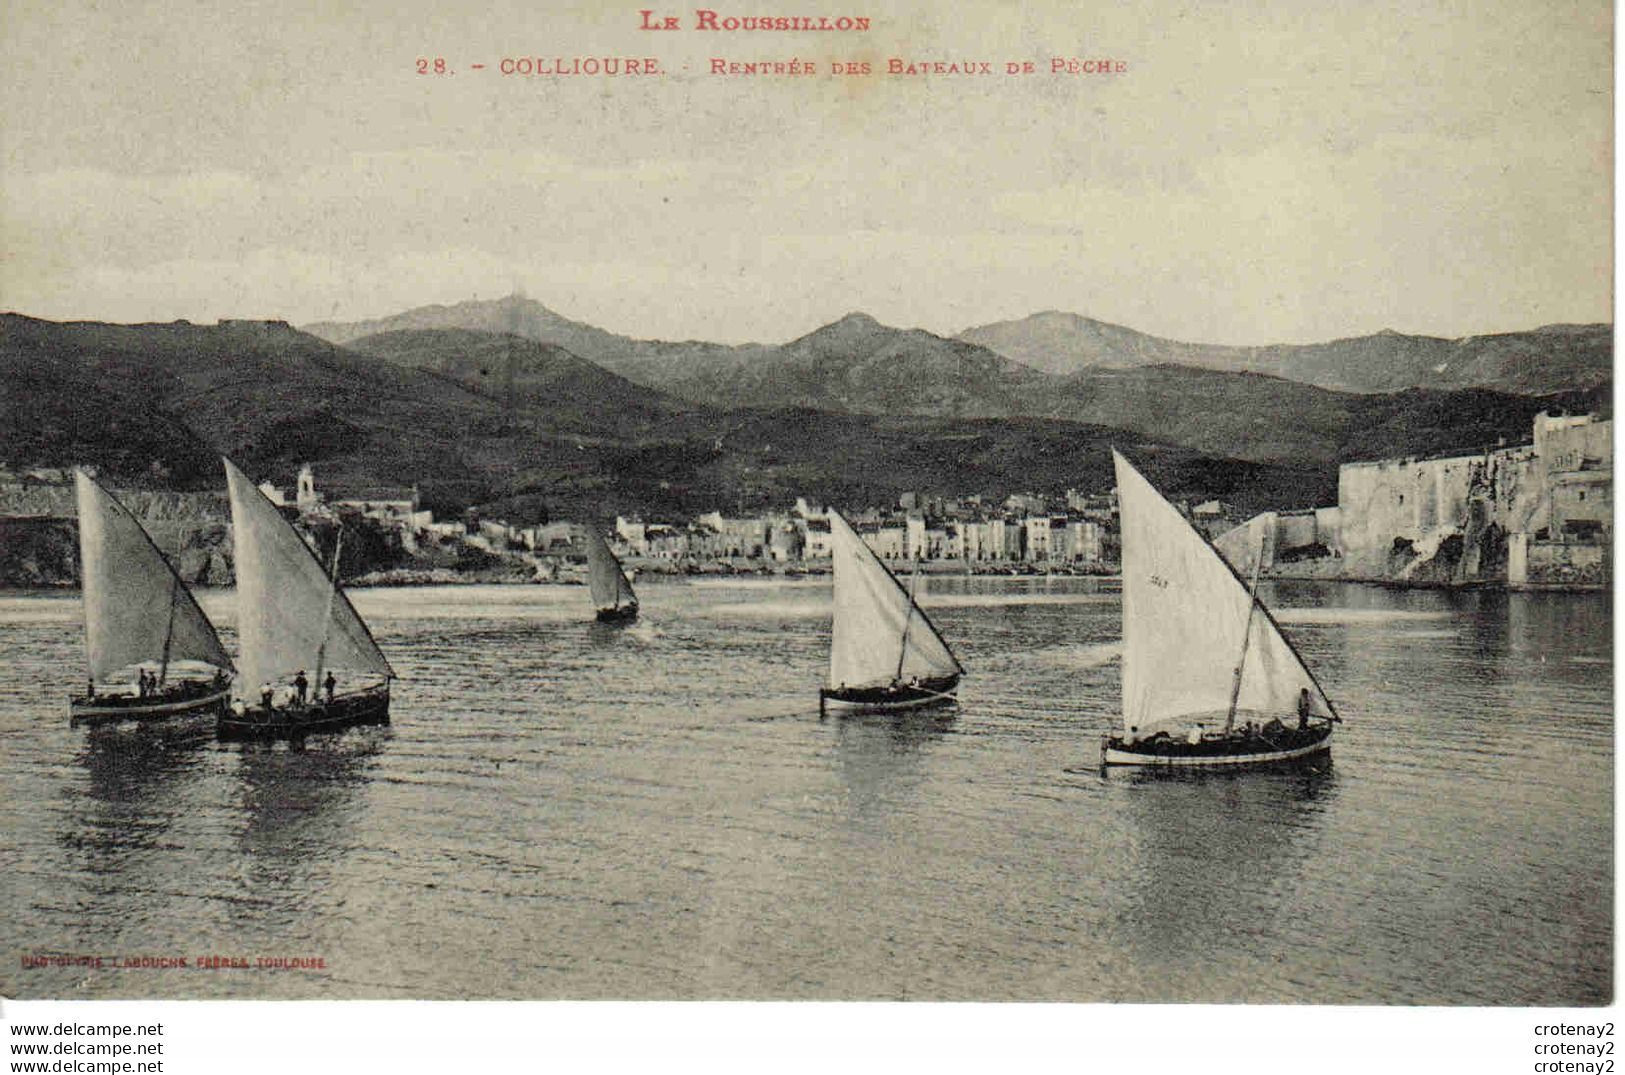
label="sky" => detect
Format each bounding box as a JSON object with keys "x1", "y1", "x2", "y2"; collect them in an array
[{"x1": 0, "y1": 0, "x2": 1612, "y2": 345}]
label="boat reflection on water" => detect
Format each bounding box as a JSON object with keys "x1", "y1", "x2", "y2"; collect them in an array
[
  {"x1": 828, "y1": 705, "x2": 957, "y2": 825},
  {"x1": 53, "y1": 723, "x2": 217, "y2": 957},
  {"x1": 587, "y1": 618, "x2": 647, "y2": 647},
  {"x1": 76, "y1": 722, "x2": 215, "y2": 803},
  {"x1": 234, "y1": 730, "x2": 389, "y2": 834},
  {"x1": 1110, "y1": 764, "x2": 1339, "y2": 1001}
]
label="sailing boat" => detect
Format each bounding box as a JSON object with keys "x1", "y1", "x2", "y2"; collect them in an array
[
  {"x1": 820, "y1": 508, "x2": 963, "y2": 713},
  {"x1": 584, "y1": 524, "x2": 638, "y2": 623},
  {"x1": 217, "y1": 458, "x2": 395, "y2": 740},
  {"x1": 68, "y1": 470, "x2": 235, "y2": 726},
  {"x1": 1101, "y1": 450, "x2": 1341, "y2": 768}
]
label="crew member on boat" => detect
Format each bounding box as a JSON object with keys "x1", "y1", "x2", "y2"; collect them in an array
[
  {"x1": 324, "y1": 671, "x2": 336, "y2": 705},
  {"x1": 1297, "y1": 688, "x2": 1312, "y2": 730},
  {"x1": 294, "y1": 670, "x2": 309, "y2": 707}
]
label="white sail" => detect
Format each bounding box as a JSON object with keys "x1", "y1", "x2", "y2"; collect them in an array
[
  {"x1": 225, "y1": 459, "x2": 394, "y2": 695},
  {"x1": 75, "y1": 470, "x2": 233, "y2": 681},
  {"x1": 827, "y1": 509, "x2": 961, "y2": 689},
  {"x1": 1114, "y1": 450, "x2": 1334, "y2": 735},
  {"x1": 585, "y1": 526, "x2": 637, "y2": 611}
]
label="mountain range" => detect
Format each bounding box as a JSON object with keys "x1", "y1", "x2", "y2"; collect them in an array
[
  {"x1": 2, "y1": 295, "x2": 1610, "y2": 525},
  {"x1": 307, "y1": 294, "x2": 1612, "y2": 399},
  {"x1": 0, "y1": 313, "x2": 1333, "y2": 519},
  {"x1": 956, "y1": 311, "x2": 1613, "y2": 395},
  {"x1": 302, "y1": 297, "x2": 1609, "y2": 465}
]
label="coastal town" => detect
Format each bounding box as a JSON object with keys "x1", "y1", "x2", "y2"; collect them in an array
[{"x1": 0, "y1": 409, "x2": 1609, "y2": 592}]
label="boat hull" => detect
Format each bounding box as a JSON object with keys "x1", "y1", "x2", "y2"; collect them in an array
[
  {"x1": 69, "y1": 686, "x2": 232, "y2": 727},
  {"x1": 217, "y1": 684, "x2": 391, "y2": 741},
  {"x1": 1102, "y1": 722, "x2": 1332, "y2": 768},
  {"x1": 595, "y1": 605, "x2": 639, "y2": 624},
  {"x1": 821, "y1": 674, "x2": 960, "y2": 712}
]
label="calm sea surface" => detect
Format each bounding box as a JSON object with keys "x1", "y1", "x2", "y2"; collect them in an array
[{"x1": 0, "y1": 577, "x2": 1611, "y2": 1003}]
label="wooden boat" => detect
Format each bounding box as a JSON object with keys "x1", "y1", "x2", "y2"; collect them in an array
[
  {"x1": 820, "y1": 508, "x2": 963, "y2": 714},
  {"x1": 68, "y1": 470, "x2": 235, "y2": 726},
  {"x1": 584, "y1": 524, "x2": 639, "y2": 623},
  {"x1": 217, "y1": 459, "x2": 396, "y2": 741},
  {"x1": 1101, "y1": 450, "x2": 1341, "y2": 769}
]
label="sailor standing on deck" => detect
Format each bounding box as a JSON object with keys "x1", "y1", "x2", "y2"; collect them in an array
[
  {"x1": 294, "y1": 670, "x2": 309, "y2": 707},
  {"x1": 323, "y1": 671, "x2": 336, "y2": 705},
  {"x1": 1297, "y1": 688, "x2": 1313, "y2": 730}
]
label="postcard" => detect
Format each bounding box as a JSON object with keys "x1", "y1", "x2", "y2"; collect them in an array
[{"x1": 0, "y1": 0, "x2": 1613, "y2": 1069}]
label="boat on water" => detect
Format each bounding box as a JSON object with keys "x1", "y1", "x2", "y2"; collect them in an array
[
  {"x1": 820, "y1": 508, "x2": 963, "y2": 713},
  {"x1": 1101, "y1": 449, "x2": 1341, "y2": 769},
  {"x1": 68, "y1": 470, "x2": 235, "y2": 726},
  {"x1": 584, "y1": 524, "x2": 639, "y2": 623},
  {"x1": 217, "y1": 459, "x2": 396, "y2": 741}
]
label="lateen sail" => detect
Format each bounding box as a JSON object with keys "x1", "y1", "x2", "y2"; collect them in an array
[
  {"x1": 827, "y1": 509, "x2": 961, "y2": 689},
  {"x1": 1114, "y1": 450, "x2": 1333, "y2": 735},
  {"x1": 585, "y1": 526, "x2": 637, "y2": 612},
  {"x1": 76, "y1": 470, "x2": 234, "y2": 681},
  {"x1": 224, "y1": 459, "x2": 394, "y2": 695}
]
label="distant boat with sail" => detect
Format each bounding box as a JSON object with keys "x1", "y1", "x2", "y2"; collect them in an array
[
  {"x1": 820, "y1": 508, "x2": 963, "y2": 713},
  {"x1": 217, "y1": 458, "x2": 395, "y2": 740},
  {"x1": 68, "y1": 470, "x2": 234, "y2": 726},
  {"x1": 1102, "y1": 449, "x2": 1341, "y2": 768},
  {"x1": 585, "y1": 524, "x2": 638, "y2": 623}
]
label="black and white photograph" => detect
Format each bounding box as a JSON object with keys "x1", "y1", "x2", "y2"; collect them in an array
[{"x1": 0, "y1": 0, "x2": 1613, "y2": 1068}]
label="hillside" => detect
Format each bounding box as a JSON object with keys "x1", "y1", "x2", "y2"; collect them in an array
[
  {"x1": 603, "y1": 313, "x2": 1052, "y2": 417},
  {"x1": 1021, "y1": 364, "x2": 1607, "y2": 466},
  {"x1": 683, "y1": 410, "x2": 1336, "y2": 516},
  {"x1": 958, "y1": 311, "x2": 1612, "y2": 395},
  {"x1": 304, "y1": 292, "x2": 777, "y2": 375},
  {"x1": 5, "y1": 311, "x2": 1605, "y2": 535},
  {"x1": 344, "y1": 329, "x2": 695, "y2": 433},
  {"x1": 307, "y1": 296, "x2": 1612, "y2": 400},
  {"x1": 303, "y1": 299, "x2": 1609, "y2": 458},
  {"x1": 1, "y1": 314, "x2": 1331, "y2": 524},
  {"x1": 0, "y1": 314, "x2": 663, "y2": 512}
]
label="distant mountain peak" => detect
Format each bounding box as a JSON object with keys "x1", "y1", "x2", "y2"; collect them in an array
[
  {"x1": 789, "y1": 311, "x2": 895, "y2": 352},
  {"x1": 1030, "y1": 310, "x2": 1094, "y2": 325},
  {"x1": 958, "y1": 310, "x2": 1610, "y2": 395}
]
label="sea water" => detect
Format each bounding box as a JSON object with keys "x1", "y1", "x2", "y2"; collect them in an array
[{"x1": 0, "y1": 578, "x2": 1610, "y2": 1002}]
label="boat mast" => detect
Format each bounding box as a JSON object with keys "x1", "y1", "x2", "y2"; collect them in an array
[
  {"x1": 894, "y1": 560, "x2": 921, "y2": 684},
  {"x1": 157, "y1": 530, "x2": 180, "y2": 686},
  {"x1": 157, "y1": 578, "x2": 178, "y2": 686},
  {"x1": 1224, "y1": 534, "x2": 1266, "y2": 732},
  {"x1": 313, "y1": 529, "x2": 343, "y2": 694},
  {"x1": 613, "y1": 538, "x2": 635, "y2": 611}
]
